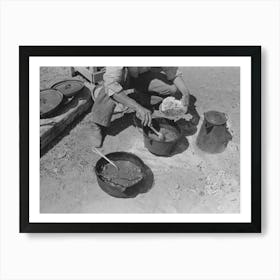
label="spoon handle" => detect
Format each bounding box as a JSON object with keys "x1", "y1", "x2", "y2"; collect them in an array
[
  {"x1": 92, "y1": 148, "x2": 119, "y2": 170},
  {"x1": 150, "y1": 126, "x2": 161, "y2": 137}
]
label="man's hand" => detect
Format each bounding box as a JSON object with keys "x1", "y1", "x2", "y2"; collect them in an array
[
  {"x1": 136, "y1": 106, "x2": 152, "y2": 127},
  {"x1": 112, "y1": 91, "x2": 151, "y2": 126}
]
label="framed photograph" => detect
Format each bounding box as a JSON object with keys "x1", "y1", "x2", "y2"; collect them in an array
[{"x1": 20, "y1": 46, "x2": 261, "y2": 233}]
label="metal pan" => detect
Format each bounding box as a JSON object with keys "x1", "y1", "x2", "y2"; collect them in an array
[{"x1": 95, "y1": 152, "x2": 154, "y2": 198}]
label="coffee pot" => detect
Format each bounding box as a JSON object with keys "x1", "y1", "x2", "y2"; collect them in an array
[{"x1": 196, "y1": 111, "x2": 232, "y2": 153}]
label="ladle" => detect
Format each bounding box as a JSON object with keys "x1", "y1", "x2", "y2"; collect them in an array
[
  {"x1": 92, "y1": 148, "x2": 119, "y2": 171},
  {"x1": 149, "y1": 126, "x2": 165, "y2": 141}
]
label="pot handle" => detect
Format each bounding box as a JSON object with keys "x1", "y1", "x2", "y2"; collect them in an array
[
  {"x1": 205, "y1": 122, "x2": 214, "y2": 134},
  {"x1": 203, "y1": 113, "x2": 213, "y2": 134}
]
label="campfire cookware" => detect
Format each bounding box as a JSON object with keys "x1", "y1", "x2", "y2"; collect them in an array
[
  {"x1": 143, "y1": 118, "x2": 182, "y2": 156},
  {"x1": 51, "y1": 79, "x2": 85, "y2": 98},
  {"x1": 95, "y1": 152, "x2": 154, "y2": 198},
  {"x1": 196, "y1": 111, "x2": 232, "y2": 153},
  {"x1": 40, "y1": 88, "x2": 64, "y2": 119}
]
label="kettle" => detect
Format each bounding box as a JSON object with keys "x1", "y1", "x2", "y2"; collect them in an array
[{"x1": 196, "y1": 111, "x2": 232, "y2": 153}]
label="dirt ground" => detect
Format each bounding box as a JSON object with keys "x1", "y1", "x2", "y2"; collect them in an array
[{"x1": 40, "y1": 67, "x2": 240, "y2": 213}]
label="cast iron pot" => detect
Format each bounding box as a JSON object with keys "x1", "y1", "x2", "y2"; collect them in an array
[
  {"x1": 51, "y1": 79, "x2": 85, "y2": 98},
  {"x1": 40, "y1": 88, "x2": 64, "y2": 119},
  {"x1": 143, "y1": 118, "x2": 182, "y2": 156},
  {"x1": 95, "y1": 152, "x2": 154, "y2": 198}
]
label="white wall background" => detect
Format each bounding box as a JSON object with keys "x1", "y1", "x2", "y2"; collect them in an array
[{"x1": 0, "y1": 0, "x2": 279, "y2": 279}]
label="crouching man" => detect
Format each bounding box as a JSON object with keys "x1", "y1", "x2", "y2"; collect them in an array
[{"x1": 91, "y1": 67, "x2": 191, "y2": 147}]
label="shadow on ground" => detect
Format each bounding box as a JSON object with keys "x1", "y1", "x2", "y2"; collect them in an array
[{"x1": 105, "y1": 113, "x2": 135, "y2": 136}]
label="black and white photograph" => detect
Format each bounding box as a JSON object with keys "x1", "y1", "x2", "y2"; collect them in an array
[
  {"x1": 3, "y1": 0, "x2": 280, "y2": 279},
  {"x1": 40, "y1": 66, "x2": 239, "y2": 213},
  {"x1": 20, "y1": 46, "x2": 260, "y2": 232}
]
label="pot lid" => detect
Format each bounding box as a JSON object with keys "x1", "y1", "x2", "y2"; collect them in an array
[
  {"x1": 40, "y1": 89, "x2": 63, "y2": 118},
  {"x1": 204, "y1": 111, "x2": 227, "y2": 125},
  {"x1": 51, "y1": 79, "x2": 84, "y2": 97}
]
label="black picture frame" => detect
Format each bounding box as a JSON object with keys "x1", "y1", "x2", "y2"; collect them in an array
[{"x1": 20, "y1": 46, "x2": 261, "y2": 233}]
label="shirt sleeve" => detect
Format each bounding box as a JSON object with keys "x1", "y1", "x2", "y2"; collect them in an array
[
  {"x1": 103, "y1": 67, "x2": 124, "y2": 96},
  {"x1": 161, "y1": 67, "x2": 183, "y2": 81}
]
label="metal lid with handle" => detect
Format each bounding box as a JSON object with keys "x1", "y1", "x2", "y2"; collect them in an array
[
  {"x1": 51, "y1": 79, "x2": 84, "y2": 98},
  {"x1": 204, "y1": 111, "x2": 227, "y2": 126},
  {"x1": 40, "y1": 89, "x2": 64, "y2": 119}
]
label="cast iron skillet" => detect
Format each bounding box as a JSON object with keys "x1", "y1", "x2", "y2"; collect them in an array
[{"x1": 95, "y1": 152, "x2": 154, "y2": 198}]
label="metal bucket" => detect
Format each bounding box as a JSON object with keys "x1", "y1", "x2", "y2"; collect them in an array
[
  {"x1": 95, "y1": 152, "x2": 154, "y2": 198},
  {"x1": 196, "y1": 111, "x2": 232, "y2": 153},
  {"x1": 143, "y1": 118, "x2": 182, "y2": 156}
]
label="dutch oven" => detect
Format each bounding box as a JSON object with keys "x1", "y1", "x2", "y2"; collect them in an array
[
  {"x1": 95, "y1": 152, "x2": 154, "y2": 198},
  {"x1": 40, "y1": 88, "x2": 64, "y2": 119},
  {"x1": 51, "y1": 79, "x2": 84, "y2": 98},
  {"x1": 143, "y1": 118, "x2": 182, "y2": 156}
]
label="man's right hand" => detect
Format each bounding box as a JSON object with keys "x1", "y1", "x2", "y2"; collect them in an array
[
  {"x1": 112, "y1": 90, "x2": 152, "y2": 126},
  {"x1": 136, "y1": 106, "x2": 152, "y2": 127}
]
